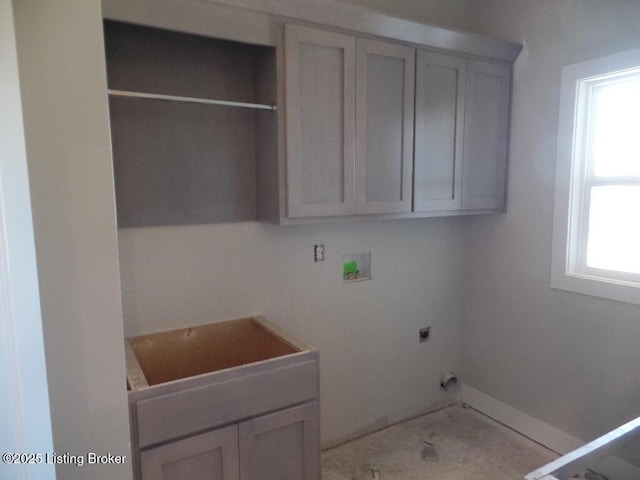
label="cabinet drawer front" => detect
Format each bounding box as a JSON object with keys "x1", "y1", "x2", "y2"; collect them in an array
[{"x1": 135, "y1": 359, "x2": 318, "y2": 448}]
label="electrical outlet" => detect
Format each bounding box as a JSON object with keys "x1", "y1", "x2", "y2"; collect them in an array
[
  {"x1": 314, "y1": 244, "x2": 325, "y2": 262},
  {"x1": 419, "y1": 327, "x2": 431, "y2": 343}
]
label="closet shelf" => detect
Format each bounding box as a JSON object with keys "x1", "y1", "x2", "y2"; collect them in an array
[{"x1": 108, "y1": 89, "x2": 277, "y2": 111}]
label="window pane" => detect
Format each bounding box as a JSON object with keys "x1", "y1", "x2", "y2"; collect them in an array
[
  {"x1": 591, "y1": 75, "x2": 640, "y2": 177},
  {"x1": 587, "y1": 186, "x2": 640, "y2": 274}
]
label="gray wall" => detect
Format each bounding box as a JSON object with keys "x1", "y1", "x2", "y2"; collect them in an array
[
  {"x1": 119, "y1": 219, "x2": 466, "y2": 445},
  {"x1": 11, "y1": 1, "x2": 132, "y2": 478},
  {"x1": 340, "y1": 0, "x2": 476, "y2": 31},
  {"x1": 117, "y1": 0, "x2": 476, "y2": 446},
  {"x1": 0, "y1": 1, "x2": 55, "y2": 478},
  {"x1": 462, "y1": 0, "x2": 640, "y2": 442}
]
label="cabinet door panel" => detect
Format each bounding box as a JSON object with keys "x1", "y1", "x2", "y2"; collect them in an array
[
  {"x1": 140, "y1": 425, "x2": 239, "y2": 480},
  {"x1": 356, "y1": 40, "x2": 414, "y2": 214},
  {"x1": 239, "y1": 402, "x2": 319, "y2": 480},
  {"x1": 462, "y1": 60, "x2": 511, "y2": 210},
  {"x1": 414, "y1": 51, "x2": 466, "y2": 212},
  {"x1": 285, "y1": 25, "x2": 356, "y2": 217}
]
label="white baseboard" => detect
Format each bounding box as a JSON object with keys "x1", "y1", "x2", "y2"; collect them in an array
[{"x1": 461, "y1": 383, "x2": 583, "y2": 455}]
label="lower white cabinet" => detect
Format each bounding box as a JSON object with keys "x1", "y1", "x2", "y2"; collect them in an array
[
  {"x1": 127, "y1": 328, "x2": 320, "y2": 480},
  {"x1": 139, "y1": 402, "x2": 319, "y2": 480}
]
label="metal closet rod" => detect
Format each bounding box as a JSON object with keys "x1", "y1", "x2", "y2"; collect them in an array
[{"x1": 108, "y1": 89, "x2": 277, "y2": 111}]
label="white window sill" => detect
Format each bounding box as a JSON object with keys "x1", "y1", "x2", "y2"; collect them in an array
[{"x1": 551, "y1": 269, "x2": 640, "y2": 306}]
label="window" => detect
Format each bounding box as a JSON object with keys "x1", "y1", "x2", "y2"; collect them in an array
[{"x1": 551, "y1": 47, "x2": 640, "y2": 305}]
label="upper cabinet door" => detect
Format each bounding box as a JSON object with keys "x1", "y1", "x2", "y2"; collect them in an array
[
  {"x1": 355, "y1": 40, "x2": 415, "y2": 214},
  {"x1": 413, "y1": 51, "x2": 466, "y2": 212},
  {"x1": 284, "y1": 25, "x2": 356, "y2": 218},
  {"x1": 462, "y1": 60, "x2": 511, "y2": 211}
]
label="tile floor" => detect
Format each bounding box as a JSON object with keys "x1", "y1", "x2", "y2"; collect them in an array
[{"x1": 322, "y1": 405, "x2": 558, "y2": 480}]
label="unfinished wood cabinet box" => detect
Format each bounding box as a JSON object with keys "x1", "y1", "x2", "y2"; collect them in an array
[{"x1": 125, "y1": 316, "x2": 320, "y2": 480}]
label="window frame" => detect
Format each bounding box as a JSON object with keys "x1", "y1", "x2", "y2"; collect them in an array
[{"x1": 551, "y1": 46, "x2": 640, "y2": 305}]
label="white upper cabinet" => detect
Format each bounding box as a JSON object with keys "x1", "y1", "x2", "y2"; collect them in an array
[
  {"x1": 284, "y1": 25, "x2": 356, "y2": 218},
  {"x1": 414, "y1": 54, "x2": 511, "y2": 214},
  {"x1": 414, "y1": 50, "x2": 466, "y2": 212},
  {"x1": 462, "y1": 60, "x2": 511, "y2": 211},
  {"x1": 284, "y1": 23, "x2": 513, "y2": 221},
  {"x1": 355, "y1": 39, "x2": 415, "y2": 214},
  {"x1": 284, "y1": 26, "x2": 416, "y2": 218}
]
